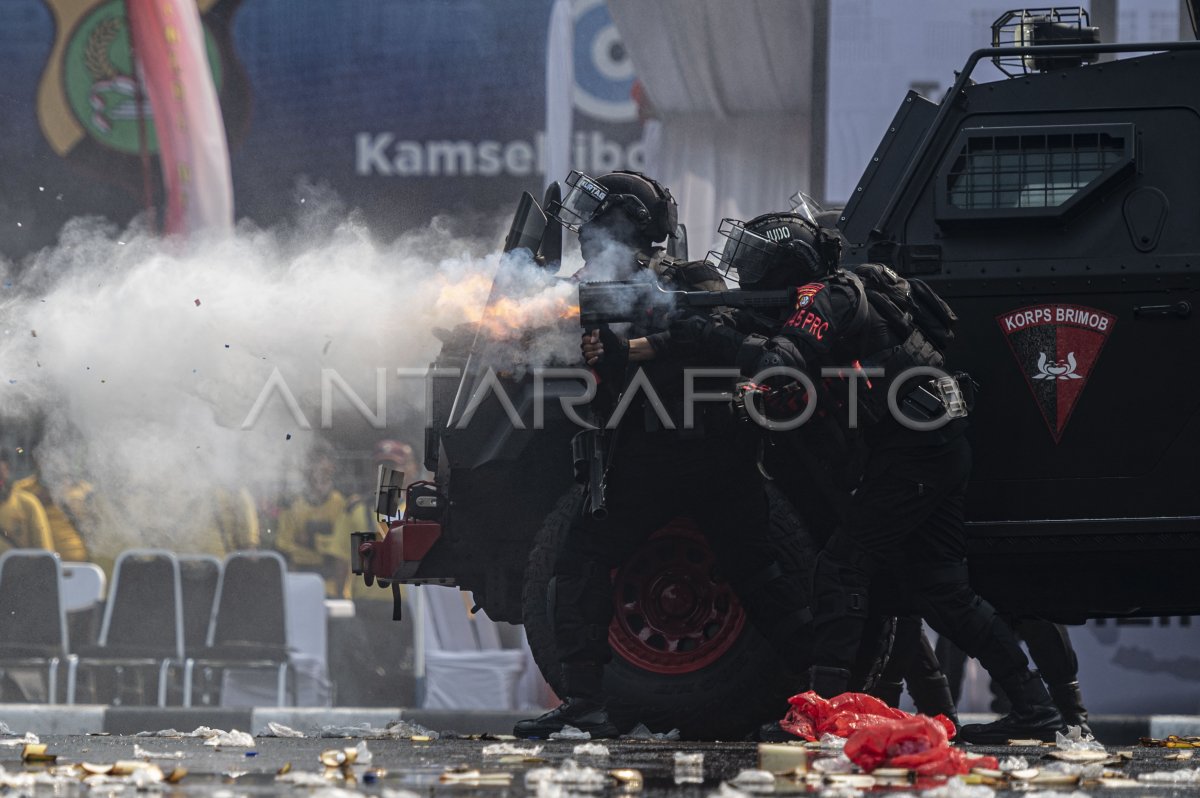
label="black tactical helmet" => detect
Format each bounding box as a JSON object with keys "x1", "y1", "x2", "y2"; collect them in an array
[
  {"x1": 711, "y1": 211, "x2": 834, "y2": 289},
  {"x1": 550, "y1": 169, "x2": 679, "y2": 244}
]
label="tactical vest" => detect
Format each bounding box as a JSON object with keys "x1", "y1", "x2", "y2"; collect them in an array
[{"x1": 832, "y1": 265, "x2": 958, "y2": 428}]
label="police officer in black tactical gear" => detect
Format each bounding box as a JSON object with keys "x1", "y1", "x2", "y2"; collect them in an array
[
  {"x1": 513, "y1": 172, "x2": 812, "y2": 739},
  {"x1": 673, "y1": 210, "x2": 1068, "y2": 744},
  {"x1": 937, "y1": 619, "x2": 1092, "y2": 735}
]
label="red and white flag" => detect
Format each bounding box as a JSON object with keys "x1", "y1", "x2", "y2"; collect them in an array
[{"x1": 126, "y1": 0, "x2": 233, "y2": 235}]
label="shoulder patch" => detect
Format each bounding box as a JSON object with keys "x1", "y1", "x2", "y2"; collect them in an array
[{"x1": 794, "y1": 282, "x2": 825, "y2": 309}]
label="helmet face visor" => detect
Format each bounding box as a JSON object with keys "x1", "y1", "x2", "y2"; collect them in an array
[
  {"x1": 710, "y1": 218, "x2": 775, "y2": 285},
  {"x1": 550, "y1": 170, "x2": 609, "y2": 232},
  {"x1": 788, "y1": 191, "x2": 822, "y2": 227}
]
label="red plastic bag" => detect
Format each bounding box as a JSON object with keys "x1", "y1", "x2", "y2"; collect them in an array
[
  {"x1": 843, "y1": 714, "x2": 997, "y2": 775},
  {"x1": 780, "y1": 691, "x2": 954, "y2": 741}
]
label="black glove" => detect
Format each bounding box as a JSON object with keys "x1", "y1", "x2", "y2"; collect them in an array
[{"x1": 587, "y1": 327, "x2": 629, "y2": 382}]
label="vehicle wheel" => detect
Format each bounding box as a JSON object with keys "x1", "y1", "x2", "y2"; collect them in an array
[{"x1": 522, "y1": 483, "x2": 834, "y2": 740}]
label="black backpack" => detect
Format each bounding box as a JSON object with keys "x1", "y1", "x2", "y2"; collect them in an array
[{"x1": 849, "y1": 262, "x2": 957, "y2": 351}]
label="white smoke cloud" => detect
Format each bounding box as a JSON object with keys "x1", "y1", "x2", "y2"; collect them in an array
[{"x1": 0, "y1": 199, "x2": 582, "y2": 558}]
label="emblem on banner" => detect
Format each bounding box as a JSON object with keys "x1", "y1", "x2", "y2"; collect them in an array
[
  {"x1": 36, "y1": 0, "x2": 247, "y2": 195},
  {"x1": 996, "y1": 304, "x2": 1116, "y2": 443}
]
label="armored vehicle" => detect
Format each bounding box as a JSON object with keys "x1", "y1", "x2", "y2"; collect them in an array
[{"x1": 355, "y1": 9, "x2": 1200, "y2": 738}]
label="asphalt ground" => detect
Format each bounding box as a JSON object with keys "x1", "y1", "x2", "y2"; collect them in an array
[{"x1": 6, "y1": 733, "x2": 1200, "y2": 797}]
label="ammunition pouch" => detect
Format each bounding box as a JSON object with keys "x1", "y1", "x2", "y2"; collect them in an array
[{"x1": 735, "y1": 334, "x2": 769, "y2": 376}]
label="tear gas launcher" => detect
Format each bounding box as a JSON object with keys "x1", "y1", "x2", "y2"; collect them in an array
[{"x1": 577, "y1": 280, "x2": 796, "y2": 328}]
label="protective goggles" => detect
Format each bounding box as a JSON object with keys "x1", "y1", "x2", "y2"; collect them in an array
[
  {"x1": 708, "y1": 218, "x2": 777, "y2": 285},
  {"x1": 788, "y1": 190, "x2": 822, "y2": 227}
]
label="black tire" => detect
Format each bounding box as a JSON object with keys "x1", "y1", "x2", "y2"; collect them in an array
[{"x1": 522, "y1": 482, "x2": 841, "y2": 740}]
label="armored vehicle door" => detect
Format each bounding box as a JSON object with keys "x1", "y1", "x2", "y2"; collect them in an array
[{"x1": 842, "y1": 45, "x2": 1200, "y2": 534}]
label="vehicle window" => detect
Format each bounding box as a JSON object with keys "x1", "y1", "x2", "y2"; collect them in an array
[{"x1": 937, "y1": 124, "x2": 1134, "y2": 219}]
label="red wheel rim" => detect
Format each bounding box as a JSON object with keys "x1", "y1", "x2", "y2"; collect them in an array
[{"x1": 608, "y1": 519, "x2": 746, "y2": 674}]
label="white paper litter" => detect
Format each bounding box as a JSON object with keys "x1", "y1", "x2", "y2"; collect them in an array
[
  {"x1": 0, "y1": 722, "x2": 11, "y2": 736},
  {"x1": 381, "y1": 790, "x2": 424, "y2": 798},
  {"x1": 0, "y1": 732, "x2": 38, "y2": 747},
  {"x1": 319, "y1": 720, "x2": 436, "y2": 739},
  {"x1": 1040, "y1": 761, "x2": 1104, "y2": 779},
  {"x1": 819, "y1": 733, "x2": 848, "y2": 749},
  {"x1": 133, "y1": 744, "x2": 184, "y2": 760},
  {"x1": 525, "y1": 759, "x2": 609, "y2": 795},
  {"x1": 729, "y1": 768, "x2": 776, "y2": 792},
  {"x1": 203, "y1": 728, "x2": 255, "y2": 747},
  {"x1": 1138, "y1": 768, "x2": 1200, "y2": 784},
  {"x1": 482, "y1": 742, "x2": 545, "y2": 757},
  {"x1": 573, "y1": 742, "x2": 610, "y2": 757},
  {"x1": 920, "y1": 776, "x2": 996, "y2": 798},
  {"x1": 263, "y1": 722, "x2": 306, "y2": 738},
  {"x1": 812, "y1": 754, "x2": 855, "y2": 774},
  {"x1": 999, "y1": 756, "x2": 1030, "y2": 772},
  {"x1": 354, "y1": 740, "x2": 373, "y2": 765},
  {"x1": 549, "y1": 724, "x2": 591, "y2": 740},
  {"x1": 623, "y1": 722, "x2": 681, "y2": 740},
  {"x1": 1056, "y1": 725, "x2": 1105, "y2": 752}
]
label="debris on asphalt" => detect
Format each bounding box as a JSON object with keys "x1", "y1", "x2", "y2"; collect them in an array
[
  {"x1": 1166, "y1": 750, "x2": 1196, "y2": 760},
  {"x1": 1007, "y1": 739, "x2": 1049, "y2": 746},
  {"x1": 0, "y1": 732, "x2": 38, "y2": 747},
  {"x1": 610, "y1": 768, "x2": 643, "y2": 791},
  {"x1": 203, "y1": 728, "x2": 254, "y2": 747},
  {"x1": 573, "y1": 742, "x2": 610, "y2": 757},
  {"x1": 819, "y1": 733, "x2": 848, "y2": 749},
  {"x1": 622, "y1": 722, "x2": 681, "y2": 741},
  {"x1": 998, "y1": 756, "x2": 1030, "y2": 771},
  {"x1": 1022, "y1": 792, "x2": 1092, "y2": 798},
  {"x1": 812, "y1": 754, "x2": 855, "y2": 774},
  {"x1": 758, "y1": 742, "x2": 808, "y2": 774},
  {"x1": 439, "y1": 766, "x2": 515, "y2": 786},
  {"x1": 318, "y1": 720, "x2": 437, "y2": 739},
  {"x1": 1141, "y1": 735, "x2": 1200, "y2": 748},
  {"x1": 1138, "y1": 767, "x2": 1200, "y2": 783},
  {"x1": 0, "y1": 722, "x2": 11, "y2": 735},
  {"x1": 1056, "y1": 725, "x2": 1105, "y2": 752},
  {"x1": 481, "y1": 742, "x2": 544, "y2": 757},
  {"x1": 132, "y1": 744, "x2": 185, "y2": 760},
  {"x1": 526, "y1": 759, "x2": 609, "y2": 793},
  {"x1": 21, "y1": 743, "x2": 55, "y2": 763},
  {"x1": 674, "y1": 751, "x2": 705, "y2": 784},
  {"x1": 262, "y1": 721, "x2": 306, "y2": 738},
  {"x1": 549, "y1": 724, "x2": 591, "y2": 740},
  {"x1": 1048, "y1": 749, "x2": 1109, "y2": 763},
  {"x1": 728, "y1": 768, "x2": 776, "y2": 792}
]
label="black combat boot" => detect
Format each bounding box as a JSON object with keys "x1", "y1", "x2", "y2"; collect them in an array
[
  {"x1": 957, "y1": 670, "x2": 1065, "y2": 744},
  {"x1": 907, "y1": 674, "x2": 961, "y2": 729},
  {"x1": 513, "y1": 663, "x2": 619, "y2": 739},
  {"x1": 810, "y1": 665, "x2": 852, "y2": 698},
  {"x1": 1048, "y1": 681, "x2": 1092, "y2": 737}
]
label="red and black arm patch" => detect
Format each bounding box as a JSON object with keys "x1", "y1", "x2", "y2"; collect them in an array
[{"x1": 782, "y1": 282, "x2": 832, "y2": 344}]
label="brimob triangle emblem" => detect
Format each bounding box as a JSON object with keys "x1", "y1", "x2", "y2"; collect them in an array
[{"x1": 996, "y1": 304, "x2": 1116, "y2": 443}]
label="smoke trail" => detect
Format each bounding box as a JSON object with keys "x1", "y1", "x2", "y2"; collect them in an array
[{"x1": 0, "y1": 198, "x2": 581, "y2": 558}]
